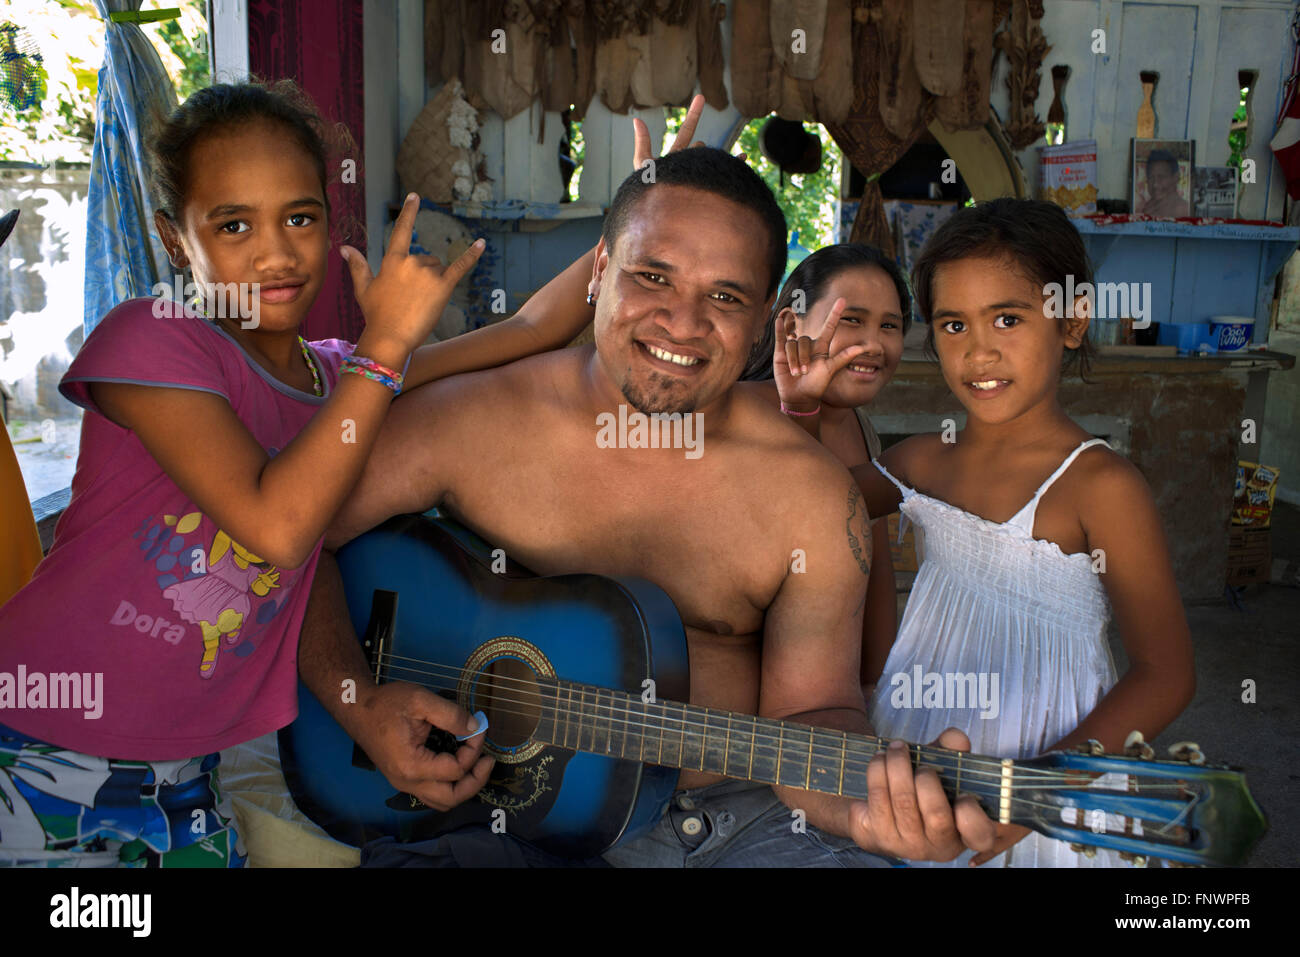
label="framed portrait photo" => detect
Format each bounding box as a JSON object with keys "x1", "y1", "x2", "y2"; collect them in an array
[{"x1": 1131, "y1": 139, "x2": 1194, "y2": 217}]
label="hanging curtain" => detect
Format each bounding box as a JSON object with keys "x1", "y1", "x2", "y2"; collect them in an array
[{"x1": 83, "y1": 0, "x2": 177, "y2": 337}]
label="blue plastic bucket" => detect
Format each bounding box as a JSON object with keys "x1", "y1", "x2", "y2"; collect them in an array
[{"x1": 1157, "y1": 322, "x2": 1216, "y2": 354}]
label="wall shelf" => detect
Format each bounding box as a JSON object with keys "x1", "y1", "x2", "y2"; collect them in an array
[{"x1": 1067, "y1": 217, "x2": 1300, "y2": 338}]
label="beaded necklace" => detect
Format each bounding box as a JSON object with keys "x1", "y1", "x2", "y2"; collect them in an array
[{"x1": 298, "y1": 336, "x2": 322, "y2": 396}]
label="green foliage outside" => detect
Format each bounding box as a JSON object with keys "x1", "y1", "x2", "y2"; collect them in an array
[
  {"x1": 671, "y1": 107, "x2": 842, "y2": 250},
  {"x1": 0, "y1": 0, "x2": 207, "y2": 164},
  {"x1": 565, "y1": 107, "x2": 843, "y2": 249},
  {"x1": 1227, "y1": 85, "x2": 1249, "y2": 173}
]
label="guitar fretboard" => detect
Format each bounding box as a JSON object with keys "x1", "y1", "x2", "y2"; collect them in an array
[{"x1": 533, "y1": 679, "x2": 1008, "y2": 811}]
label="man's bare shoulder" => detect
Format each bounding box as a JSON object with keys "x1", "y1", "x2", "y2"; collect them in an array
[
  {"x1": 724, "y1": 389, "x2": 859, "y2": 534},
  {"x1": 731, "y1": 386, "x2": 847, "y2": 472},
  {"x1": 402, "y1": 343, "x2": 589, "y2": 419}
]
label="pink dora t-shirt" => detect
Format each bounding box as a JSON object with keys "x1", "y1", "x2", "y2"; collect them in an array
[{"x1": 0, "y1": 298, "x2": 354, "y2": 759}]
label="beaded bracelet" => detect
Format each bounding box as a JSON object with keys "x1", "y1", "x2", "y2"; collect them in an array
[
  {"x1": 341, "y1": 355, "x2": 405, "y2": 396},
  {"x1": 780, "y1": 402, "x2": 821, "y2": 417}
]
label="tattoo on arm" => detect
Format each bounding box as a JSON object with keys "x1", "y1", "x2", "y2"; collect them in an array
[{"x1": 846, "y1": 484, "x2": 871, "y2": 576}]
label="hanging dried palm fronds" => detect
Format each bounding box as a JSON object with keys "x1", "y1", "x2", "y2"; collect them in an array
[
  {"x1": 731, "y1": 0, "x2": 780, "y2": 118},
  {"x1": 935, "y1": 0, "x2": 1006, "y2": 130},
  {"x1": 877, "y1": 0, "x2": 923, "y2": 137},
  {"x1": 649, "y1": 10, "x2": 697, "y2": 104},
  {"x1": 995, "y1": 0, "x2": 1051, "y2": 148},
  {"x1": 528, "y1": 0, "x2": 572, "y2": 115},
  {"x1": 809, "y1": 0, "x2": 853, "y2": 124},
  {"x1": 425, "y1": 0, "x2": 463, "y2": 86},
  {"x1": 911, "y1": 0, "x2": 964, "y2": 96},
  {"x1": 771, "y1": 0, "x2": 828, "y2": 81},
  {"x1": 565, "y1": 0, "x2": 597, "y2": 116},
  {"x1": 695, "y1": 0, "x2": 728, "y2": 110}
]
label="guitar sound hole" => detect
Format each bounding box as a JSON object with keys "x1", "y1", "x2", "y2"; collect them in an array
[{"x1": 474, "y1": 657, "x2": 541, "y2": 750}]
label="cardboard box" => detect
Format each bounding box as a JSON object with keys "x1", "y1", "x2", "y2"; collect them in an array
[
  {"x1": 1233, "y1": 461, "x2": 1280, "y2": 528},
  {"x1": 1226, "y1": 526, "x2": 1272, "y2": 586}
]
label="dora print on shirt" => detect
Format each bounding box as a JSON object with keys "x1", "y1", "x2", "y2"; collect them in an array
[
  {"x1": 131, "y1": 505, "x2": 285, "y2": 680},
  {"x1": 0, "y1": 298, "x2": 354, "y2": 761}
]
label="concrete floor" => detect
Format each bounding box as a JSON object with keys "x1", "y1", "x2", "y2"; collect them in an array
[{"x1": 1137, "y1": 501, "x2": 1299, "y2": 868}]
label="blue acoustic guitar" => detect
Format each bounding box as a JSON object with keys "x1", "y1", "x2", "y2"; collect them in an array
[{"x1": 279, "y1": 510, "x2": 1267, "y2": 866}]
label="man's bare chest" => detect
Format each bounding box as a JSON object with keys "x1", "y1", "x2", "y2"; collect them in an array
[{"x1": 444, "y1": 452, "x2": 785, "y2": 636}]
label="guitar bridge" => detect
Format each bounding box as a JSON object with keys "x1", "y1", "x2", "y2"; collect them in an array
[{"x1": 351, "y1": 588, "x2": 400, "y2": 772}]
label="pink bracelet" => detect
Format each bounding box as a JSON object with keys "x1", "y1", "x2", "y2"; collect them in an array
[{"x1": 780, "y1": 402, "x2": 821, "y2": 417}]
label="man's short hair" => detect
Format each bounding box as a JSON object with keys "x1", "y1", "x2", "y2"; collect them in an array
[{"x1": 602, "y1": 147, "x2": 788, "y2": 300}]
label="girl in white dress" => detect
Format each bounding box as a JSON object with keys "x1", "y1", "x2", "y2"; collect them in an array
[{"x1": 778, "y1": 198, "x2": 1195, "y2": 867}]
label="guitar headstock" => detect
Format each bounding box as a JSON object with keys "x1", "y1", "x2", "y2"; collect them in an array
[{"x1": 1014, "y1": 736, "x2": 1267, "y2": 867}]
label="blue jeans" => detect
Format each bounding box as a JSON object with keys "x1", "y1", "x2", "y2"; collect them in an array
[
  {"x1": 361, "y1": 780, "x2": 901, "y2": 868},
  {"x1": 601, "y1": 780, "x2": 901, "y2": 868}
]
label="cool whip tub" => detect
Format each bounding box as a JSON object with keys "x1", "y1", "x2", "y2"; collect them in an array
[{"x1": 1210, "y1": 316, "x2": 1256, "y2": 353}]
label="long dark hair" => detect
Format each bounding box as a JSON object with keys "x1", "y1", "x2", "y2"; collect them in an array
[
  {"x1": 911, "y1": 198, "x2": 1095, "y2": 379},
  {"x1": 741, "y1": 242, "x2": 912, "y2": 381}
]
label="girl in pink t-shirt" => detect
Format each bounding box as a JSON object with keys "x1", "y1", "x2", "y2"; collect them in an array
[{"x1": 0, "y1": 80, "x2": 593, "y2": 866}]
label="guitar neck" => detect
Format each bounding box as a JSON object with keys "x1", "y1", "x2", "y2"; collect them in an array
[{"x1": 535, "y1": 680, "x2": 1017, "y2": 818}]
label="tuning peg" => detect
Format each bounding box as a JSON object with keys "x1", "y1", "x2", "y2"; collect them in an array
[
  {"x1": 1075, "y1": 738, "x2": 1105, "y2": 756},
  {"x1": 1123, "y1": 730, "x2": 1155, "y2": 760},
  {"x1": 1118, "y1": 851, "x2": 1149, "y2": 867},
  {"x1": 1167, "y1": 741, "x2": 1206, "y2": 765},
  {"x1": 1069, "y1": 842, "x2": 1098, "y2": 859}
]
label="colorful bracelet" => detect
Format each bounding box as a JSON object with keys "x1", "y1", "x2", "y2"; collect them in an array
[
  {"x1": 780, "y1": 402, "x2": 821, "y2": 417},
  {"x1": 341, "y1": 355, "x2": 405, "y2": 395}
]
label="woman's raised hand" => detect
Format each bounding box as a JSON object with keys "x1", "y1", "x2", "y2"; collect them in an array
[
  {"x1": 773, "y1": 296, "x2": 868, "y2": 413},
  {"x1": 341, "y1": 192, "x2": 485, "y2": 355}
]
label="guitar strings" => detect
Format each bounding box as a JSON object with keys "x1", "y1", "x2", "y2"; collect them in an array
[
  {"x1": 371, "y1": 653, "x2": 1195, "y2": 795},
  {"x1": 376, "y1": 652, "x2": 1187, "y2": 789},
  {"x1": 370, "y1": 661, "x2": 1193, "y2": 836}
]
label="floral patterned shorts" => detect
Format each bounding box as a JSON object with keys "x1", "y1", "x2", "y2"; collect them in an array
[{"x1": 0, "y1": 724, "x2": 245, "y2": 867}]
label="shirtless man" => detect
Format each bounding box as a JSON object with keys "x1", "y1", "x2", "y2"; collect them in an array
[{"x1": 299, "y1": 142, "x2": 997, "y2": 867}]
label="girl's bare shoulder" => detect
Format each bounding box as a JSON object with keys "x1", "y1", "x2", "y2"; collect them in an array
[
  {"x1": 878, "y1": 432, "x2": 947, "y2": 485},
  {"x1": 1068, "y1": 442, "x2": 1157, "y2": 518}
]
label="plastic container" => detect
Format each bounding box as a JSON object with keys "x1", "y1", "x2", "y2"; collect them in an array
[
  {"x1": 1209, "y1": 316, "x2": 1255, "y2": 353},
  {"x1": 1157, "y1": 322, "x2": 1216, "y2": 354}
]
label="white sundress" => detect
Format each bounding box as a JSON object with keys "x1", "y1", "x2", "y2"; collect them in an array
[{"x1": 867, "y1": 438, "x2": 1130, "y2": 868}]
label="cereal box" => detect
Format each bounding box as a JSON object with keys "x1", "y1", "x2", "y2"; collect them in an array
[{"x1": 1038, "y1": 140, "x2": 1098, "y2": 216}]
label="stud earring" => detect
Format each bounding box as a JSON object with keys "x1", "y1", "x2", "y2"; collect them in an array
[{"x1": 586, "y1": 293, "x2": 596, "y2": 306}]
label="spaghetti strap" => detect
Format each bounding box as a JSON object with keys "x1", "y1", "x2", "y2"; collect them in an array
[
  {"x1": 1006, "y1": 438, "x2": 1110, "y2": 535},
  {"x1": 873, "y1": 459, "x2": 911, "y2": 496},
  {"x1": 873, "y1": 460, "x2": 914, "y2": 544}
]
